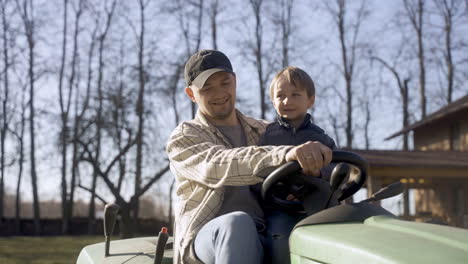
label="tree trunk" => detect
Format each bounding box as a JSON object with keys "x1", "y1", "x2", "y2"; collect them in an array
[
  {"x1": 280, "y1": 0, "x2": 294, "y2": 68},
  {"x1": 364, "y1": 100, "x2": 370, "y2": 150},
  {"x1": 168, "y1": 179, "x2": 176, "y2": 233},
  {"x1": 133, "y1": 0, "x2": 147, "y2": 233},
  {"x1": 210, "y1": 0, "x2": 219, "y2": 50},
  {"x1": 83, "y1": 17, "x2": 96, "y2": 236},
  {"x1": 371, "y1": 56, "x2": 410, "y2": 151},
  {"x1": 337, "y1": 0, "x2": 353, "y2": 148},
  {"x1": 20, "y1": 0, "x2": 42, "y2": 236},
  {"x1": 116, "y1": 64, "x2": 126, "y2": 195},
  {"x1": 88, "y1": 0, "x2": 116, "y2": 234},
  {"x1": 119, "y1": 202, "x2": 134, "y2": 239},
  {"x1": 175, "y1": 0, "x2": 203, "y2": 118},
  {"x1": 14, "y1": 83, "x2": 27, "y2": 234},
  {"x1": 402, "y1": 79, "x2": 410, "y2": 150},
  {"x1": 15, "y1": 103, "x2": 25, "y2": 234},
  {"x1": 250, "y1": 0, "x2": 266, "y2": 119},
  {"x1": 330, "y1": 0, "x2": 355, "y2": 148},
  {"x1": 326, "y1": 0, "x2": 367, "y2": 148},
  {"x1": 65, "y1": 4, "x2": 83, "y2": 233},
  {"x1": 88, "y1": 34, "x2": 104, "y2": 236},
  {"x1": 434, "y1": 0, "x2": 457, "y2": 104},
  {"x1": 417, "y1": 0, "x2": 426, "y2": 117},
  {"x1": 58, "y1": 0, "x2": 69, "y2": 235},
  {"x1": 404, "y1": 0, "x2": 426, "y2": 118},
  {"x1": 88, "y1": 40, "x2": 104, "y2": 235},
  {"x1": 345, "y1": 77, "x2": 353, "y2": 148},
  {"x1": 29, "y1": 32, "x2": 41, "y2": 236},
  {"x1": 446, "y1": 25, "x2": 454, "y2": 104},
  {"x1": 0, "y1": 0, "x2": 10, "y2": 222},
  {"x1": 192, "y1": 0, "x2": 204, "y2": 118},
  {"x1": 168, "y1": 63, "x2": 182, "y2": 233},
  {"x1": 87, "y1": 167, "x2": 98, "y2": 234}
]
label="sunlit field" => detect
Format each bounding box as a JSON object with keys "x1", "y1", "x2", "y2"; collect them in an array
[{"x1": 0, "y1": 236, "x2": 106, "y2": 264}]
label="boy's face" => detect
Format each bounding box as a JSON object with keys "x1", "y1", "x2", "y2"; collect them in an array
[{"x1": 272, "y1": 77, "x2": 315, "y2": 124}]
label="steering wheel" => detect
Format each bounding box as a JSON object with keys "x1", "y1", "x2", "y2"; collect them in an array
[{"x1": 261, "y1": 150, "x2": 368, "y2": 215}]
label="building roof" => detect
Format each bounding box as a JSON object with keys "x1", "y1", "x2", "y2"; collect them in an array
[
  {"x1": 386, "y1": 94, "x2": 468, "y2": 140},
  {"x1": 350, "y1": 149, "x2": 468, "y2": 169}
]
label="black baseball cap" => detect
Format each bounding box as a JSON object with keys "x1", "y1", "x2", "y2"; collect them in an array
[{"x1": 184, "y1": 50, "x2": 234, "y2": 90}]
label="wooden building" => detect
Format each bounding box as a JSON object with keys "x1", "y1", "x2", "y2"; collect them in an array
[{"x1": 354, "y1": 95, "x2": 468, "y2": 228}]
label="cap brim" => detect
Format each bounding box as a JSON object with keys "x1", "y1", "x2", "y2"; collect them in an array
[{"x1": 192, "y1": 68, "x2": 232, "y2": 90}]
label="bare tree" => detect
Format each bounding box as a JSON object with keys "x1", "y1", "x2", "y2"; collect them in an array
[
  {"x1": 79, "y1": 21, "x2": 97, "y2": 235},
  {"x1": 172, "y1": 0, "x2": 203, "y2": 118},
  {"x1": 163, "y1": 0, "x2": 206, "y2": 227},
  {"x1": 433, "y1": 0, "x2": 465, "y2": 103},
  {"x1": 274, "y1": 0, "x2": 294, "y2": 67},
  {"x1": 358, "y1": 81, "x2": 373, "y2": 150},
  {"x1": 0, "y1": 0, "x2": 12, "y2": 221},
  {"x1": 372, "y1": 49, "x2": 411, "y2": 150},
  {"x1": 16, "y1": 0, "x2": 40, "y2": 235},
  {"x1": 79, "y1": 134, "x2": 169, "y2": 237},
  {"x1": 165, "y1": 62, "x2": 183, "y2": 230},
  {"x1": 71, "y1": 1, "x2": 173, "y2": 238},
  {"x1": 324, "y1": 0, "x2": 370, "y2": 148},
  {"x1": 403, "y1": 0, "x2": 427, "y2": 118},
  {"x1": 110, "y1": 36, "x2": 127, "y2": 201},
  {"x1": 328, "y1": 110, "x2": 343, "y2": 148},
  {"x1": 1, "y1": 1, "x2": 24, "y2": 233},
  {"x1": 250, "y1": 0, "x2": 267, "y2": 119},
  {"x1": 208, "y1": 0, "x2": 219, "y2": 50},
  {"x1": 12, "y1": 82, "x2": 27, "y2": 234},
  {"x1": 167, "y1": 177, "x2": 176, "y2": 232},
  {"x1": 61, "y1": 0, "x2": 84, "y2": 234},
  {"x1": 363, "y1": 98, "x2": 371, "y2": 150},
  {"x1": 131, "y1": 0, "x2": 150, "y2": 232},
  {"x1": 87, "y1": 0, "x2": 117, "y2": 235},
  {"x1": 57, "y1": 0, "x2": 70, "y2": 234}
]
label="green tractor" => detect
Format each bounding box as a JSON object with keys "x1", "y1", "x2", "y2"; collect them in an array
[{"x1": 77, "y1": 151, "x2": 468, "y2": 264}]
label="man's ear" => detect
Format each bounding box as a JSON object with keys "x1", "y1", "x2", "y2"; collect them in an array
[
  {"x1": 185, "y1": 87, "x2": 196, "y2": 103},
  {"x1": 307, "y1": 95, "x2": 315, "y2": 108}
]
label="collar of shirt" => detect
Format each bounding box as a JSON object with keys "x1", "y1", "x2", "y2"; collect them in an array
[
  {"x1": 276, "y1": 113, "x2": 312, "y2": 130},
  {"x1": 194, "y1": 109, "x2": 267, "y2": 146}
]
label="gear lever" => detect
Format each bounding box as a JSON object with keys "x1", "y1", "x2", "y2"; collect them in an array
[
  {"x1": 325, "y1": 163, "x2": 351, "y2": 208},
  {"x1": 104, "y1": 203, "x2": 120, "y2": 257}
]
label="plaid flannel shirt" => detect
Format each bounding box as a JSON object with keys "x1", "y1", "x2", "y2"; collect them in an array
[{"x1": 166, "y1": 109, "x2": 293, "y2": 264}]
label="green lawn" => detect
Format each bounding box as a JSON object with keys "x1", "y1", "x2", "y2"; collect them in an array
[{"x1": 0, "y1": 236, "x2": 106, "y2": 264}]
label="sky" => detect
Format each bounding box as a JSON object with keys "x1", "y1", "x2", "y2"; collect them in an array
[{"x1": 2, "y1": 0, "x2": 467, "y2": 217}]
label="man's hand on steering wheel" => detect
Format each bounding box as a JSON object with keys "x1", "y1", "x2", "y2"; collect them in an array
[{"x1": 285, "y1": 141, "x2": 332, "y2": 176}]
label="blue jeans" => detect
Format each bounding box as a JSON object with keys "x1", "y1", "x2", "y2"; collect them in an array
[
  {"x1": 263, "y1": 210, "x2": 303, "y2": 264},
  {"x1": 194, "y1": 211, "x2": 302, "y2": 264}
]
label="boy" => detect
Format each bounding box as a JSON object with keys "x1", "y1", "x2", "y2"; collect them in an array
[
  {"x1": 259, "y1": 66, "x2": 336, "y2": 151},
  {"x1": 259, "y1": 66, "x2": 336, "y2": 264}
]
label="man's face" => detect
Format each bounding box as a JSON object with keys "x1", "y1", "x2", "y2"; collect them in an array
[
  {"x1": 186, "y1": 71, "x2": 237, "y2": 123},
  {"x1": 272, "y1": 77, "x2": 315, "y2": 124}
]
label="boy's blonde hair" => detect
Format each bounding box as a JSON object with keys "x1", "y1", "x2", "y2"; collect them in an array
[{"x1": 269, "y1": 66, "x2": 315, "y2": 100}]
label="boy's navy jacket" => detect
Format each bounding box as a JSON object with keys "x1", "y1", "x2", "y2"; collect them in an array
[{"x1": 259, "y1": 113, "x2": 336, "y2": 149}]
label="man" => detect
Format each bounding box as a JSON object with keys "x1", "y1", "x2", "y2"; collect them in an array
[{"x1": 166, "y1": 50, "x2": 332, "y2": 264}]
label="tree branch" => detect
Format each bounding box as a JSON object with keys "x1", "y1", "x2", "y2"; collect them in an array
[
  {"x1": 77, "y1": 184, "x2": 108, "y2": 204},
  {"x1": 135, "y1": 163, "x2": 170, "y2": 198}
]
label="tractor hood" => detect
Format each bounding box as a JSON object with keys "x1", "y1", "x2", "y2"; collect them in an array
[
  {"x1": 290, "y1": 215, "x2": 468, "y2": 264},
  {"x1": 76, "y1": 237, "x2": 173, "y2": 264}
]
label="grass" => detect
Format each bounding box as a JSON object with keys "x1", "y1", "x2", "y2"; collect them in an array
[{"x1": 0, "y1": 236, "x2": 107, "y2": 264}]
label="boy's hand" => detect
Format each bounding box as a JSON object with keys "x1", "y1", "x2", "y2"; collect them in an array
[
  {"x1": 286, "y1": 194, "x2": 299, "y2": 201},
  {"x1": 285, "y1": 141, "x2": 332, "y2": 176}
]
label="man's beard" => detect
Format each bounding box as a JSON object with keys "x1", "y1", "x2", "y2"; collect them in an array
[{"x1": 210, "y1": 102, "x2": 234, "y2": 120}]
